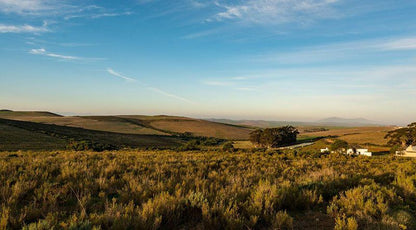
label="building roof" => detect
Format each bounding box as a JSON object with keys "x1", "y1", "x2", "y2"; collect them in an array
[{"x1": 406, "y1": 146, "x2": 416, "y2": 152}]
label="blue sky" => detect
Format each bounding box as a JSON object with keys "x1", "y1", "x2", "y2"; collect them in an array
[{"x1": 0, "y1": 0, "x2": 416, "y2": 123}]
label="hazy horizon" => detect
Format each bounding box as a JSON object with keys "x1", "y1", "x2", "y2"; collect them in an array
[
  {"x1": 0, "y1": 107, "x2": 404, "y2": 126},
  {"x1": 1, "y1": 0, "x2": 416, "y2": 124}
]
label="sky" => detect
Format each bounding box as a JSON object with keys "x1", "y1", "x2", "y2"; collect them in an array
[{"x1": 0, "y1": 0, "x2": 416, "y2": 124}]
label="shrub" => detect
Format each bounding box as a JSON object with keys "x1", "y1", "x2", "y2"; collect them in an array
[
  {"x1": 330, "y1": 139, "x2": 349, "y2": 152},
  {"x1": 1, "y1": 149, "x2": 416, "y2": 229},
  {"x1": 178, "y1": 140, "x2": 201, "y2": 151},
  {"x1": 67, "y1": 140, "x2": 118, "y2": 152},
  {"x1": 334, "y1": 214, "x2": 358, "y2": 230},
  {"x1": 222, "y1": 142, "x2": 235, "y2": 152},
  {"x1": 272, "y1": 211, "x2": 293, "y2": 230},
  {"x1": 0, "y1": 206, "x2": 9, "y2": 230},
  {"x1": 327, "y1": 182, "x2": 403, "y2": 228}
]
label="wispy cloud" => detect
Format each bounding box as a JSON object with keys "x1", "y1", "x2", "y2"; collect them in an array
[
  {"x1": 106, "y1": 68, "x2": 137, "y2": 82},
  {"x1": 202, "y1": 76, "x2": 258, "y2": 91},
  {"x1": 29, "y1": 48, "x2": 104, "y2": 61},
  {"x1": 380, "y1": 38, "x2": 416, "y2": 50},
  {"x1": 64, "y1": 11, "x2": 132, "y2": 20},
  {"x1": 246, "y1": 36, "x2": 416, "y2": 65},
  {"x1": 202, "y1": 80, "x2": 232, "y2": 86},
  {"x1": 0, "y1": 0, "x2": 132, "y2": 21},
  {"x1": 181, "y1": 28, "x2": 222, "y2": 40},
  {"x1": 147, "y1": 87, "x2": 195, "y2": 104},
  {"x1": 29, "y1": 48, "x2": 80, "y2": 60},
  {"x1": 0, "y1": 23, "x2": 48, "y2": 33},
  {"x1": 0, "y1": 0, "x2": 54, "y2": 15},
  {"x1": 107, "y1": 68, "x2": 195, "y2": 104},
  {"x1": 235, "y1": 87, "x2": 257, "y2": 91},
  {"x1": 212, "y1": 0, "x2": 340, "y2": 25}
]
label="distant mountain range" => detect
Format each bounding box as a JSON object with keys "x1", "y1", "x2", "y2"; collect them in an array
[
  {"x1": 316, "y1": 117, "x2": 378, "y2": 126},
  {"x1": 208, "y1": 117, "x2": 383, "y2": 128}
]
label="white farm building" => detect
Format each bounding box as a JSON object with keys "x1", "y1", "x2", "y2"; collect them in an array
[
  {"x1": 398, "y1": 146, "x2": 416, "y2": 157},
  {"x1": 346, "y1": 148, "x2": 372, "y2": 156}
]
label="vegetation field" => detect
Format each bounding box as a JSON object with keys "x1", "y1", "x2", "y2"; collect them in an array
[
  {"x1": 1, "y1": 150, "x2": 416, "y2": 229},
  {"x1": 0, "y1": 123, "x2": 67, "y2": 150},
  {"x1": 298, "y1": 127, "x2": 395, "y2": 145},
  {"x1": 149, "y1": 118, "x2": 252, "y2": 140}
]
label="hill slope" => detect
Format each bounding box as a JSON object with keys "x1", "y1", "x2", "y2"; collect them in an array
[
  {"x1": 0, "y1": 122, "x2": 67, "y2": 151},
  {"x1": 0, "y1": 111, "x2": 253, "y2": 140},
  {"x1": 121, "y1": 115, "x2": 252, "y2": 140},
  {"x1": 0, "y1": 118, "x2": 183, "y2": 151}
]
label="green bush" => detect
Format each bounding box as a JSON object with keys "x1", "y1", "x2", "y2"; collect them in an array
[
  {"x1": 222, "y1": 142, "x2": 235, "y2": 152},
  {"x1": 67, "y1": 140, "x2": 118, "y2": 152}
]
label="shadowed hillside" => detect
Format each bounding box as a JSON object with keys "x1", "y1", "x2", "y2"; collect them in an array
[
  {"x1": 0, "y1": 118, "x2": 183, "y2": 151},
  {"x1": 0, "y1": 111, "x2": 253, "y2": 140},
  {"x1": 120, "y1": 115, "x2": 253, "y2": 140}
]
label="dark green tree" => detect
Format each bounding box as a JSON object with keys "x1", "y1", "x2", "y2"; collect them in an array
[
  {"x1": 249, "y1": 126, "x2": 299, "y2": 148},
  {"x1": 385, "y1": 123, "x2": 416, "y2": 148},
  {"x1": 222, "y1": 142, "x2": 235, "y2": 152},
  {"x1": 249, "y1": 129, "x2": 263, "y2": 147},
  {"x1": 330, "y1": 139, "x2": 349, "y2": 152}
]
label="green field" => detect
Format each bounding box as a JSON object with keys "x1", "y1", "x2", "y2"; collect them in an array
[{"x1": 1, "y1": 150, "x2": 416, "y2": 229}]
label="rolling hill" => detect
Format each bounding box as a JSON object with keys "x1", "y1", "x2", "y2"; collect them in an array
[
  {"x1": 0, "y1": 118, "x2": 183, "y2": 151},
  {"x1": 0, "y1": 110, "x2": 253, "y2": 151}
]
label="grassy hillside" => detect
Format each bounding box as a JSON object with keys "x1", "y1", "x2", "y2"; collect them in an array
[
  {"x1": 0, "y1": 112, "x2": 167, "y2": 135},
  {"x1": 0, "y1": 123, "x2": 67, "y2": 151},
  {"x1": 130, "y1": 116, "x2": 252, "y2": 140},
  {"x1": 0, "y1": 110, "x2": 62, "y2": 118},
  {"x1": 0, "y1": 118, "x2": 183, "y2": 151},
  {"x1": 299, "y1": 126, "x2": 395, "y2": 146},
  {"x1": 0, "y1": 111, "x2": 252, "y2": 140},
  {"x1": 0, "y1": 110, "x2": 394, "y2": 151}
]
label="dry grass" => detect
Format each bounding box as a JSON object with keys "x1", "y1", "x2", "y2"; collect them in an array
[
  {"x1": 150, "y1": 119, "x2": 253, "y2": 140},
  {"x1": 0, "y1": 112, "x2": 253, "y2": 139},
  {"x1": 233, "y1": 140, "x2": 255, "y2": 149},
  {"x1": 299, "y1": 126, "x2": 395, "y2": 146},
  {"x1": 0, "y1": 116, "x2": 166, "y2": 135},
  {"x1": 0, "y1": 118, "x2": 183, "y2": 151}
]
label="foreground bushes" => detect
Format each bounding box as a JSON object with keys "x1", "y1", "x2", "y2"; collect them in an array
[{"x1": 0, "y1": 150, "x2": 416, "y2": 229}]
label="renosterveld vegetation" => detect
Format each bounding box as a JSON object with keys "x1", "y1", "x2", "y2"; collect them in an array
[{"x1": 1, "y1": 150, "x2": 416, "y2": 229}]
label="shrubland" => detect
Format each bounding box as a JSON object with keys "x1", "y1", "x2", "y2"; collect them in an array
[{"x1": 0, "y1": 150, "x2": 415, "y2": 229}]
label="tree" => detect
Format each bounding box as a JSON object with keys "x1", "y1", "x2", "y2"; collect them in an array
[
  {"x1": 330, "y1": 139, "x2": 349, "y2": 152},
  {"x1": 385, "y1": 123, "x2": 416, "y2": 148},
  {"x1": 249, "y1": 129, "x2": 263, "y2": 147},
  {"x1": 249, "y1": 126, "x2": 299, "y2": 148},
  {"x1": 222, "y1": 142, "x2": 235, "y2": 152}
]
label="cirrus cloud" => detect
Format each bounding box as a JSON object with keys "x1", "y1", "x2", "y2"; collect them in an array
[
  {"x1": 29, "y1": 48, "x2": 104, "y2": 61},
  {"x1": 0, "y1": 23, "x2": 48, "y2": 33},
  {"x1": 213, "y1": 0, "x2": 341, "y2": 25}
]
